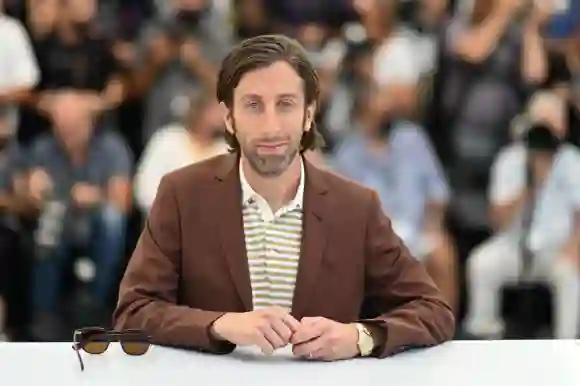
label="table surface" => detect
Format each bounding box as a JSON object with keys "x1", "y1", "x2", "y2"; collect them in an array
[{"x1": 1, "y1": 340, "x2": 579, "y2": 386}]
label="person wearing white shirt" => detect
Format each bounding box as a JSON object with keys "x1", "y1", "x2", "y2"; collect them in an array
[
  {"x1": 0, "y1": 3, "x2": 40, "y2": 135},
  {"x1": 464, "y1": 92, "x2": 580, "y2": 339},
  {"x1": 361, "y1": 0, "x2": 427, "y2": 120},
  {"x1": 134, "y1": 93, "x2": 228, "y2": 213}
]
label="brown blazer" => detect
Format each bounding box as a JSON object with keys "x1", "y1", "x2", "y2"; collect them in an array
[{"x1": 113, "y1": 153, "x2": 455, "y2": 358}]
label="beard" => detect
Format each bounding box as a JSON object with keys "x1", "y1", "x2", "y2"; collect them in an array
[{"x1": 232, "y1": 120, "x2": 302, "y2": 178}]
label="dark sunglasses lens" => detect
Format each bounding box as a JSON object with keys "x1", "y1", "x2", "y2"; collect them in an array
[
  {"x1": 121, "y1": 341, "x2": 150, "y2": 355},
  {"x1": 84, "y1": 332, "x2": 109, "y2": 354}
]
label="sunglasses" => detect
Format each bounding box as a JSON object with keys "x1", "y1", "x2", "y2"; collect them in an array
[{"x1": 72, "y1": 327, "x2": 152, "y2": 371}]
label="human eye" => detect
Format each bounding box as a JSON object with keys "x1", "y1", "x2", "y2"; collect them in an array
[
  {"x1": 278, "y1": 99, "x2": 296, "y2": 110},
  {"x1": 245, "y1": 101, "x2": 261, "y2": 111}
]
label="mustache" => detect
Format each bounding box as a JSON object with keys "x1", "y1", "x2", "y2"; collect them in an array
[{"x1": 252, "y1": 137, "x2": 290, "y2": 145}]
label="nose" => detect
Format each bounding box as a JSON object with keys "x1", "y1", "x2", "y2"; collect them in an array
[{"x1": 262, "y1": 104, "x2": 283, "y2": 135}]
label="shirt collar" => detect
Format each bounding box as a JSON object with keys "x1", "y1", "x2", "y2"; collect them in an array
[{"x1": 239, "y1": 157, "x2": 305, "y2": 210}]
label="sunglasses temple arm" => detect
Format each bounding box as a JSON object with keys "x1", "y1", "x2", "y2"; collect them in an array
[{"x1": 73, "y1": 345, "x2": 85, "y2": 371}]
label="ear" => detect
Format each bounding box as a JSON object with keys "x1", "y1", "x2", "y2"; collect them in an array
[
  {"x1": 220, "y1": 102, "x2": 234, "y2": 135},
  {"x1": 304, "y1": 103, "x2": 317, "y2": 132}
]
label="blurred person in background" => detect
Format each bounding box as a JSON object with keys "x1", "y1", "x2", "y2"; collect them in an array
[
  {"x1": 435, "y1": 0, "x2": 551, "y2": 232},
  {"x1": 26, "y1": 0, "x2": 124, "y2": 143},
  {"x1": 332, "y1": 86, "x2": 458, "y2": 313},
  {"x1": 292, "y1": 20, "x2": 346, "y2": 155},
  {"x1": 232, "y1": 0, "x2": 272, "y2": 39},
  {"x1": 126, "y1": 0, "x2": 232, "y2": 145},
  {"x1": 563, "y1": 27, "x2": 580, "y2": 146},
  {"x1": 354, "y1": 0, "x2": 425, "y2": 120},
  {"x1": 412, "y1": 0, "x2": 451, "y2": 89},
  {"x1": 464, "y1": 91, "x2": 580, "y2": 339},
  {"x1": 134, "y1": 92, "x2": 228, "y2": 214},
  {"x1": 0, "y1": 107, "x2": 36, "y2": 341},
  {"x1": 0, "y1": 0, "x2": 41, "y2": 340},
  {"x1": 25, "y1": 0, "x2": 59, "y2": 41},
  {"x1": 27, "y1": 92, "x2": 132, "y2": 341},
  {"x1": 263, "y1": 0, "x2": 338, "y2": 34},
  {"x1": 0, "y1": 0, "x2": 40, "y2": 135},
  {"x1": 324, "y1": 39, "x2": 375, "y2": 141}
]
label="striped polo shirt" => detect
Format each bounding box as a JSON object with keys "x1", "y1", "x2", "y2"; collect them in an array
[{"x1": 239, "y1": 159, "x2": 305, "y2": 311}]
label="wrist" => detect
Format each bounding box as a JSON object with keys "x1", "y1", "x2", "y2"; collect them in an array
[{"x1": 209, "y1": 313, "x2": 230, "y2": 342}]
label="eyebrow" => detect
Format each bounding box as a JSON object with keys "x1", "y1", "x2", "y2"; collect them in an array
[{"x1": 241, "y1": 93, "x2": 299, "y2": 101}]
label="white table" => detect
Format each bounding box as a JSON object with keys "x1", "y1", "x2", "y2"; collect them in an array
[{"x1": 1, "y1": 340, "x2": 579, "y2": 386}]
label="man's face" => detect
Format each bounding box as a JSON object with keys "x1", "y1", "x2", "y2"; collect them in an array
[
  {"x1": 193, "y1": 100, "x2": 224, "y2": 137},
  {"x1": 224, "y1": 61, "x2": 315, "y2": 177},
  {"x1": 175, "y1": 0, "x2": 205, "y2": 11},
  {"x1": 62, "y1": 0, "x2": 96, "y2": 23},
  {"x1": 51, "y1": 93, "x2": 93, "y2": 148}
]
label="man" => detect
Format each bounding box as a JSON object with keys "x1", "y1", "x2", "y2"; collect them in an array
[
  {"x1": 28, "y1": 92, "x2": 132, "y2": 340},
  {"x1": 0, "y1": 107, "x2": 33, "y2": 341},
  {"x1": 333, "y1": 87, "x2": 458, "y2": 313},
  {"x1": 464, "y1": 91, "x2": 580, "y2": 339},
  {"x1": 30, "y1": 0, "x2": 124, "y2": 143},
  {"x1": 134, "y1": 91, "x2": 228, "y2": 213},
  {"x1": 114, "y1": 34, "x2": 454, "y2": 360},
  {"x1": 126, "y1": 0, "x2": 231, "y2": 144}
]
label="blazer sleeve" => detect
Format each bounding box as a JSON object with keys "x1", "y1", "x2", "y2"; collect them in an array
[
  {"x1": 359, "y1": 191, "x2": 455, "y2": 358},
  {"x1": 112, "y1": 174, "x2": 235, "y2": 354}
]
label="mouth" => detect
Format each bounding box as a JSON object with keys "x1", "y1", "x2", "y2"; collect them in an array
[{"x1": 256, "y1": 142, "x2": 288, "y2": 152}]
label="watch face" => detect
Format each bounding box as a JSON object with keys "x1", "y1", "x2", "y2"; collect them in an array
[{"x1": 357, "y1": 325, "x2": 374, "y2": 356}]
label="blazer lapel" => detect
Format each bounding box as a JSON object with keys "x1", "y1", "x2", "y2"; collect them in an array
[
  {"x1": 214, "y1": 154, "x2": 253, "y2": 311},
  {"x1": 291, "y1": 159, "x2": 329, "y2": 318}
]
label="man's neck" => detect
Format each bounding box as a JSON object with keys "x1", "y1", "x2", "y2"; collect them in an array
[
  {"x1": 242, "y1": 155, "x2": 302, "y2": 213},
  {"x1": 57, "y1": 22, "x2": 81, "y2": 44},
  {"x1": 66, "y1": 144, "x2": 88, "y2": 166}
]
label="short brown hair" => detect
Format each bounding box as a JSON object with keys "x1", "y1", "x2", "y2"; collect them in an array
[{"x1": 216, "y1": 34, "x2": 324, "y2": 153}]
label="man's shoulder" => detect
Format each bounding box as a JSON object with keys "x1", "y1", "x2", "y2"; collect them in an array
[
  {"x1": 556, "y1": 144, "x2": 580, "y2": 170},
  {"x1": 162, "y1": 152, "x2": 234, "y2": 188},
  {"x1": 0, "y1": 14, "x2": 27, "y2": 36},
  {"x1": 495, "y1": 142, "x2": 525, "y2": 166},
  {"x1": 316, "y1": 166, "x2": 376, "y2": 207},
  {"x1": 30, "y1": 133, "x2": 57, "y2": 153},
  {"x1": 96, "y1": 130, "x2": 131, "y2": 153}
]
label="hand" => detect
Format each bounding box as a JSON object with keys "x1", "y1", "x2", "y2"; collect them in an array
[
  {"x1": 528, "y1": 0, "x2": 553, "y2": 26},
  {"x1": 210, "y1": 307, "x2": 300, "y2": 355},
  {"x1": 560, "y1": 239, "x2": 580, "y2": 265},
  {"x1": 353, "y1": 0, "x2": 374, "y2": 15},
  {"x1": 496, "y1": 0, "x2": 524, "y2": 16},
  {"x1": 530, "y1": 152, "x2": 553, "y2": 187},
  {"x1": 113, "y1": 41, "x2": 137, "y2": 68},
  {"x1": 148, "y1": 31, "x2": 177, "y2": 67},
  {"x1": 71, "y1": 183, "x2": 101, "y2": 208},
  {"x1": 180, "y1": 39, "x2": 202, "y2": 66},
  {"x1": 28, "y1": 169, "x2": 52, "y2": 203},
  {"x1": 291, "y1": 317, "x2": 360, "y2": 361}
]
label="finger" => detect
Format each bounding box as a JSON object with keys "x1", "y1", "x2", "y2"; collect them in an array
[
  {"x1": 264, "y1": 307, "x2": 300, "y2": 333},
  {"x1": 253, "y1": 329, "x2": 275, "y2": 355},
  {"x1": 292, "y1": 336, "x2": 325, "y2": 359},
  {"x1": 280, "y1": 313, "x2": 300, "y2": 333},
  {"x1": 258, "y1": 323, "x2": 285, "y2": 350},
  {"x1": 291, "y1": 319, "x2": 325, "y2": 344},
  {"x1": 309, "y1": 345, "x2": 333, "y2": 361},
  {"x1": 270, "y1": 318, "x2": 293, "y2": 344}
]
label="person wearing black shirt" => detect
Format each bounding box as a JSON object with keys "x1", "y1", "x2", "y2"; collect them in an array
[{"x1": 26, "y1": 0, "x2": 123, "y2": 142}]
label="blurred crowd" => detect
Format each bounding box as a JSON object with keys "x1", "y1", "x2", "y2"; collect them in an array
[{"x1": 1, "y1": 0, "x2": 580, "y2": 342}]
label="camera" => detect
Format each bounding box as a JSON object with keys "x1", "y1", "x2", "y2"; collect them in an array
[{"x1": 523, "y1": 123, "x2": 561, "y2": 151}]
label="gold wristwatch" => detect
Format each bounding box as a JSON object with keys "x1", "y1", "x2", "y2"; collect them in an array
[{"x1": 355, "y1": 323, "x2": 374, "y2": 357}]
